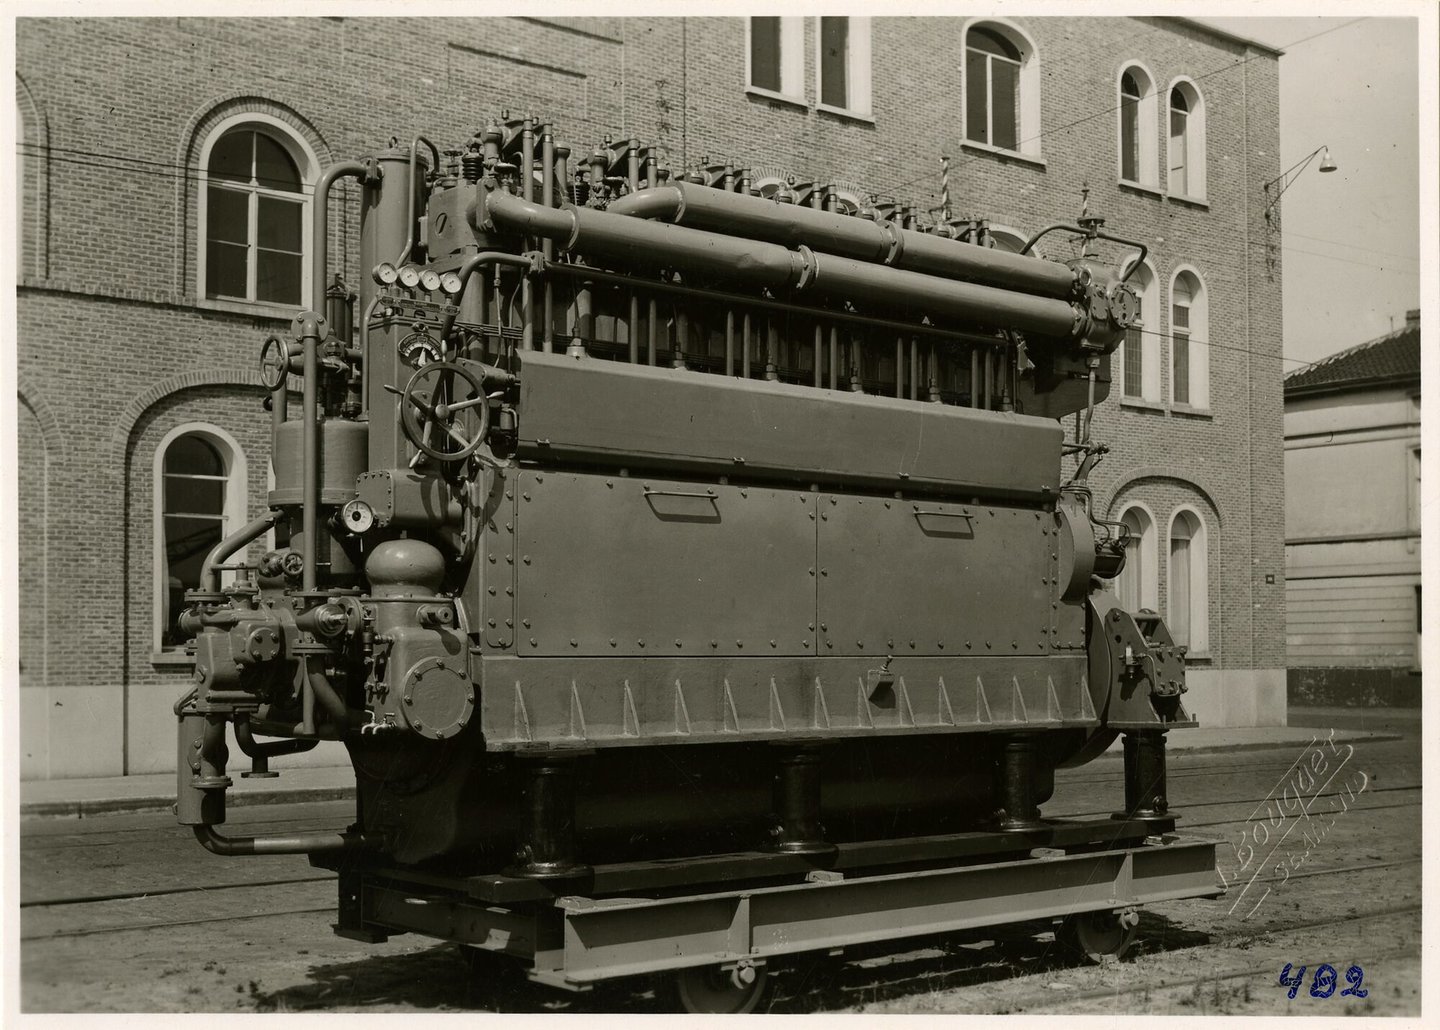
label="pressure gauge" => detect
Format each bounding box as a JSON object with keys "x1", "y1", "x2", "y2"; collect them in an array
[
  {"x1": 419, "y1": 268, "x2": 442, "y2": 292},
  {"x1": 372, "y1": 261, "x2": 399, "y2": 285},
  {"x1": 340, "y1": 499, "x2": 376, "y2": 535},
  {"x1": 398, "y1": 265, "x2": 422, "y2": 289},
  {"x1": 439, "y1": 271, "x2": 464, "y2": 295}
]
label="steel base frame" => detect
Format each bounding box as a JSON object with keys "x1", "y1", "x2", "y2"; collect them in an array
[{"x1": 338, "y1": 832, "x2": 1221, "y2": 991}]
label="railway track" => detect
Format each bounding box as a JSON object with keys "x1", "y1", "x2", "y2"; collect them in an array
[
  {"x1": 21, "y1": 732, "x2": 1420, "y2": 1013},
  {"x1": 21, "y1": 780, "x2": 1419, "y2": 911}
]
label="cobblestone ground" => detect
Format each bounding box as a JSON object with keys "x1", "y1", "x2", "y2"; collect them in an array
[{"x1": 20, "y1": 708, "x2": 1420, "y2": 1015}]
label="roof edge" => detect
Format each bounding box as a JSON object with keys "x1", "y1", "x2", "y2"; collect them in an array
[
  {"x1": 1284, "y1": 371, "x2": 1420, "y2": 400},
  {"x1": 1168, "y1": 18, "x2": 1286, "y2": 58}
]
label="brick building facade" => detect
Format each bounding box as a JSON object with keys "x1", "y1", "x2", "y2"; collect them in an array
[{"x1": 15, "y1": 15, "x2": 1285, "y2": 779}]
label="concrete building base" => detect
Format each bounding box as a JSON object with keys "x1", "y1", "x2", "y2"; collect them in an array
[{"x1": 1184, "y1": 668, "x2": 1287, "y2": 728}]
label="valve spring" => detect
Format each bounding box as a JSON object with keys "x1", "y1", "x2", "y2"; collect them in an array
[{"x1": 462, "y1": 149, "x2": 482, "y2": 183}]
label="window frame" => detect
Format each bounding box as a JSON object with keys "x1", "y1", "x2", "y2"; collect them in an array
[
  {"x1": 153, "y1": 423, "x2": 248, "y2": 658},
  {"x1": 745, "y1": 16, "x2": 805, "y2": 105},
  {"x1": 1167, "y1": 507, "x2": 1210, "y2": 656},
  {"x1": 196, "y1": 112, "x2": 317, "y2": 314},
  {"x1": 1117, "y1": 62, "x2": 1160, "y2": 189},
  {"x1": 960, "y1": 18, "x2": 1042, "y2": 160},
  {"x1": 1166, "y1": 77, "x2": 1208, "y2": 202},
  {"x1": 814, "y1": 16, "x2": 873, "y2": 119},
  {"x1": 1168, "y1": 266, "x2": 1210, "y2": 411},
  {"x1": 1116, "y1": 502, "x2": 1159, "y2": 613},
  {"x1": 1116, "y1": 258, "x2": 1161, "y2": 404}
]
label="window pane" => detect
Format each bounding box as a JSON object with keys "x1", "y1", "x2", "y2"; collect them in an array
[
  {"x1": 164, "y1": 474, "x2": 225, "y2": 514},
  {"x1": 1121, "y1": 97, "x2": 1139, "y2": 181},
  {"x1": 969, "y1": 27, "x2": 1019, "y2": 60},
  {"x1": 165, "y1": 515, "x2": 226, "y2": 572},
  {"x1": 165, "y1": 434, "x2": 225, "y2": 476},
  {"x1": 209, "y1": 129, "x2": 252, "y2": 184},
  {"x1": 1173, "y1": 301, "x2": 1190, "y2": 330},
  {"x1": 1170, "y1": 535, "x2": 1191, "y2": 647},
  {"x1": 992, "y1": 58, "x2": 1018, "y2": 151},
  {"x1": 1170, "y1": 110, "x2": 1187, "y2": 192},
  {"x1": 254, "y1": 132, "x2": 301, "y2": 192},
  {"x1": 1121, "y1": 71, "x2": 1139, "y2": 98},
  {"x1": 257, "y1": 249, "x2": 302, "y2": 304},
  {"x1": 164, "y1": 515, "x2": 225, "y2": 648},
  {"x1": 1119, "y1": 511, "x2": 1144, "y2": 611},
  {"x1": 1123, "y1": 328, "x2": 1143, "y2": 396},
  {"x1": 820, "y1": 17, "x2": 849, "y2": 108},
  {"x1": 750, "y1": 17, "x2": 782, "y2": 92},
  {"x1": 966, "y1": 53, "x2": 989, "y2": 144},
  {"x1": 206, "y1": 240, "x2": 248, "y2": 298},
  {"x1": 258, "y1": 196, "x2": 302, "y2": 252},
  {"x1": 207, "y1": 186, "x2": 248, "y2": 245},
  {"x1": 1173, "y1": 333, "x2": 1190, "y2": 405}
]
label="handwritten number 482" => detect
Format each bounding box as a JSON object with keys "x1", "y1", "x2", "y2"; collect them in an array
[{"x1": 1278, "y1": 964, "x2": 1367, "y2": 1000}]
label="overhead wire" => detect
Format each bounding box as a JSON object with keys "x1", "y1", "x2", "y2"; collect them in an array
[{"x1": 872, "y1": 17, "x2": 1370, "y2": 203}]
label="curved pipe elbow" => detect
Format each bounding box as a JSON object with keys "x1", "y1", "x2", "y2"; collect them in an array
[
  {"x1": 484, "y1": 190, "x2": 579, "y2": 249},
  {"x1": 234, "y1": 717, "x2": 319, "y2": 760},
  {"x1": 194, "y1": 824, "x2": 379, "y2": 857},
  {"x1": 605, "y1": 185, "x2": 684, "y2": 222},
  {"x1": 200, "y1": 511, "x2": 281, "y2": 593}
]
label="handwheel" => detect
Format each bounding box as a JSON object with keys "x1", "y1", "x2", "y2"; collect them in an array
[
  {"x1": 1059, "y1": 908, "x2": 1140, "y2": 963},
  {"x1": 673, "y1": 962, "x2": 771, "y2": 1014},
  {"x1": 259, "y1": 334, "x2": 291, "y2": 392},
  {"x1": 389, "y1": 360, "x2": 490, "y2": 463}
]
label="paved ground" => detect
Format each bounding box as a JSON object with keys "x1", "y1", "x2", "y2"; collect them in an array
[{"x1": 17, "y1": 707, "x2": 1421, "y2": 1014}]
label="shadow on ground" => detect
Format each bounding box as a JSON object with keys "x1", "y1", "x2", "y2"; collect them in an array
[{"x1": 256, "y1": 910, "x2": 1211, "y2": 1013}]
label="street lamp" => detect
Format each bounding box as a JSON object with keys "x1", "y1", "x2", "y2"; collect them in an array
[{"x1": 1263, "y1": 145, "x2": 1337, "y2": 224}]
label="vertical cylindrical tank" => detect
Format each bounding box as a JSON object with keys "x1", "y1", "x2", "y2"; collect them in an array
[{"x1": 361, "y1": 149, "x2": 418, "y2": 470}]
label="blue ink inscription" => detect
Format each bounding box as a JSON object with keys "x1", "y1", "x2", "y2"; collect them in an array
[{"x1": 1278, "y1": 963, "x2": 1366, "y2": 1000}]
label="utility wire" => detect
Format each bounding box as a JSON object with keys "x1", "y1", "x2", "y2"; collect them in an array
[
  {"x1": 876, "y1": 17, "x2": 1369, "y2": 201},
  {"x1": 1125, "y1": 324, "x2": 1358, "y2": 372},
  {"x1": 1279, "y1": 229, "x2": 1420, "y2": 264},
  {"x1": 1252, "y1": 240, "x2": 1420, "y2": 274},
  {"x1": 19, "y1": 17, "x2": 1372, "y2": 213},
  {"x1": 22, "y1": 143, "x2": 1420, "y2": 276}
]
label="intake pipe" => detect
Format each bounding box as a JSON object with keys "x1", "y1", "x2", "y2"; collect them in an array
[
  {"x1": 481, "y1": 190, "x2": 1086, "y2": 340},
  {"x1": 194, "y1": 825, "x2": 380, "y2": 856},
  {"x1": 607, "y1": 182, "x2": 1080, "y2": 300}
]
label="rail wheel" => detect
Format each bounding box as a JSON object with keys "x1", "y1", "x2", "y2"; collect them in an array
[
  {"x1": 673, "y1": 961, "x2": 771, "y2": 1013},
  {"x1": 1058, "y1": 908, "x2": 1140, "y2": 963}
]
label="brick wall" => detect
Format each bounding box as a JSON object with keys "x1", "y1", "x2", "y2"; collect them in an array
[{"x1": 15, "y1": 15, "x2": 1284, "y2": 775}]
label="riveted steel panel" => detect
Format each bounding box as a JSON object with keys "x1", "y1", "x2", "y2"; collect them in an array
[
  {"x1": 481, "y1": 475, "x2": 518, "y2": 650},
  {"x1": 514, "y1": 350, "x2": 1062, "y2": 500},
  {"x1": 514, "y1": 471, "x2": 815, "y2": 656},
  {"x1": 818, "y1": 496, "x2": 1055, "y2": 656}
]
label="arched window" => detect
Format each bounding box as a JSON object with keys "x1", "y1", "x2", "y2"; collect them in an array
[
  {"x1": 1169, "y1": 509, "x2": 1210, "y2": 653},
  {"x1": 1118, "y1": 64, "x2": 1159, "y2": 187},
  {"x1": 1116, "y1": 259, "x2": 1160, "y2": 402},
  {"x1": 1170, "y1": 268, "x2": 1210, "y2": 409},
  {"x1": 1116, "y1": 505, "x2": 1158, "y2": 612},
  {"x1": 1168, "y1": 80, "x2": 1207, "y2": 199},
  {"x1": 154, "y1": 426, "x2": 247, "y2": 651},
  {"x1": 199, "y1": 116, "x2": 315, "y2": 307},
  {"x1": 964, "y1": 21, "x2": 1039, "y2": 157}
]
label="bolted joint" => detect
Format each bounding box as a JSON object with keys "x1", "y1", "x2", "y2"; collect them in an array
[{"x1": 290, "y1": 310, "x2": 329, "y2": 342}]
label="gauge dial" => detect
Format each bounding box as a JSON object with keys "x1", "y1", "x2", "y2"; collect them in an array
[{"x1": 399, "y1": 333, "x2": 441, "y2": 369}]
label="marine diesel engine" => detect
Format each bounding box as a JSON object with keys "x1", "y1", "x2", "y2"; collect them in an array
[{"x1": 175, "y1": 118, "x2": 1194, "y2": 919}]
